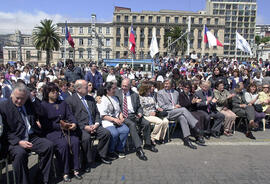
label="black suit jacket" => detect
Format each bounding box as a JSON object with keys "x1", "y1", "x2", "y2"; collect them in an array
[
  {"x1": 178, "y1": 92, "x2": 197, "y2": 111},
  {"x1": 195, "y1": 89, "x2": 217, "y2": 112},
  {"x1": 65, "y1": 93, "x2": 101, "y2": 130},
  {"x1": 0, "y1": 98, "x2": 45, "y2": 146},
  {"x1": 115, "y1": 89, "x2": 143, "y2": 115}
]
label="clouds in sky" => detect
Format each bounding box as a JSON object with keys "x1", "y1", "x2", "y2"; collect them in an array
[{"x1": 0, "y1": 11, "x2": 90, "y2": 34}]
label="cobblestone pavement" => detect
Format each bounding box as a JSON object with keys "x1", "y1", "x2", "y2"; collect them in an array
[{"x1": 2, "y1": 129, "x2": 270, "y2": 184}]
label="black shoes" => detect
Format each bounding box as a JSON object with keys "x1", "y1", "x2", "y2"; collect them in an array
[
  {"x1": 246, "y1": 131, "x2": 256, "y2": 140},
  {"x1": 136, "y1": 148, "x2": 148, "y2": 161},
  {"x1": 107, "y1": 152, "x2": 119, "y2": 160},
  {"x1": 204, "y1": 134, "x2": 210, "y2": 140},
  {"x1": 195, "y1": 136, "x2": 206, "y2": 146},
  {"x1": 211, "y1": 132, "x2": 220, "y2": 138},
  {"x1": 183, "y1": 137, "x2": 197, "y2": 149},
  {"x1": 100, "y1": 157, "x2": 112, "y2": 164},
  {"x1": 143, "y1": 144, "x2": 158, "y2": 152},
  {"x1": 84, "y1": 167, "x2": 91, "y2": 173},
  {"x1": 63, "y1": 175, "x2": 71, "y2": 182}
]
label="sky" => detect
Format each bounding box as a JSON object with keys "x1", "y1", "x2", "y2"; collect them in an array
[{"x1": 0, "y1": 0, "x2": 269, "y2": 34}]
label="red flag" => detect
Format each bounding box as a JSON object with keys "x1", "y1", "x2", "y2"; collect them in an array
[
  {"x1": 65, "y1": 23, "x2": 75, "y2": 48},
  {"x1": 129, "y1": 26, "x2": 136, "y2": 54}
]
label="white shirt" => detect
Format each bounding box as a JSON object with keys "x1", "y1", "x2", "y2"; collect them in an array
[
  {"x1": 98, "y1": 96, "x2": 121, "y2": 128},
  {"x1": 106, "y1": 74, "x2": 116, "y2": 82}
]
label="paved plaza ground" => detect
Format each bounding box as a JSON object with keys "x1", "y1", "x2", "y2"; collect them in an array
[{"x1": 2, "y1": 128, "x2": 270, "y2": 184}]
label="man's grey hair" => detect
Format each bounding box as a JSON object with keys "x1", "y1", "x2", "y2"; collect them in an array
[
  {"x1": 12, "y1": 82, "x2": 29, "y2": 94},
  {"x1": 74, "y1": 80, "x2": 86, "y2": 92}
]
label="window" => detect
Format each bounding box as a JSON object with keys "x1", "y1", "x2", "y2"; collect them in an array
[
  {"x1": 213, "y1": 3, "x2": 219, "y2": 9},
  {"x1": 116, "y1": 27, "x2": 121, "y2": 36},
  {"x1": 190, "y1": 39, "x2": 194, "y2": 49},
  {"x1": 157, "y1": 38, "x2": 160, "y2": 47},
  {"x1": 198, "y1": 40, "x2": 201, "y2": 49},
  {"x1": 149, "y1": 16, "x2": 153, "y2": 23},
  {"x1": 220, "y1": 4, "x2": 225, "y2": 9},
  {"x1": 156, "y1": 28, "x2": 160, "y2": 36},
  {"x1": 106, "y1": 51, "x2": 110, "y2": 59},
  {"x1": 79, "y1": 38, "x2": 84, "y2": 46},
  {"x1": 140, "y1": 28, "x2": 144, "y2": 36},
  {"x1": 233, "y1": 4, "x2": 238, "y2": 10},
  {"x1": 26, "y1": 51, "x2": 31, "y2": 60},
  {"x1": 116, "y1": 51, "x2": 120, "y2": 59},
  {"x1": 116, "y1": 38, "x2": 120, "y2": 47},
  {"x1": 139, "y1": 51, "x2": 144, "y2": 59},
  {"x1": 220, "y1": 10, "x2": 225, "y2": 15},
  {"x1": 207, "y1": 18, "x2": 210, "y2": 25},
  {"x1": 124, "y1": 38, "x2": 128, "y2": 47},
  {"x1": 79, "y1": 51, "x2": 83, "y2": 59},
  {"x1": 140, "y1": 38, "x2": 144, "y2": 47},
  {"x1": 88, "y1": 50, "x2": 92, "y2": 59},
  {"x1": 132, "y1": 16, "x2": 137, "y2": 22},
  {"x1": 157, "y1": 16, "x2": 160, "y2": 23},
  {"x1": 11, "y1": 51, "x2": 16, "y2": 60},
  {"x1": 213, "y1": 10, "x2": 218, "y2": 15},
  {"x1": 215, "y1": 18, "x2": 218, "y2": 25},
  {"x1": 124, "y1": 28, "x2": 129, "y2": 36},
  {"x1": 88, "y1": 38, "x2": 92, "y2": 46},
  {"x1": 148, "y1": 28, "x2": 152, "y2": 36},
  {"x1": 61, "y1": 50, "x2": 64, "y2": 58},
  {"x1": 69, "y1": 27, "x2": 73, "y2": 34},
  {"x1": 69, "y1": 51, "x2": 73, "y2": 58},
  {"x1": 106, "y1": 27, "x2": 110, "y2": 34},
  {"x1": 88, "y1": 27, "x2": 91, "y2": 34},
  {"x1": 141, "y1": 16, "x2": 144, "y2": 23},
  {"x1": 166, "y1": 17, "x2": 170, "y2": 23},
  {"x1": 62, "y1": 27, "x2": 65, "y2": 34},
  {"x1": 106, "y1": 39, "x2": 110, "y2": 47},
  {"x1": 125, "y1": 16, "x2": 129, "y2": 22},
  {"x1": 79, "y1": 27, "x2": 83, "y2": 34},
  {"x1": 191, "y1": 18, "x2": 194, "y2": 24},
  {"x1": 116, "y1": 15, "x2": 120, "y2": 22},
  {"x1": 175, "y1": 17, "x2": 179, "y2": 24},
  {"x1": 37, "y1": 51, "x2": 41, "y2": 60},
  {"x1": 98, "y1": 51, "x2": 102, "y2": 60},
  {"x1": 199, "y1": 18, "x2": 202, "y2": 24},
  {"x1": 183, "y1": 17, "x2": 186, "y2": 24},
  {"x1": 148, "y1": 38, "x2": 151, "y2": 47},
  {"x1": 239, "y1": 4, "x2": 244, "y2": 10},
  {"x1": 98, "y1": 27, "x2": 102, "y2": 33}
]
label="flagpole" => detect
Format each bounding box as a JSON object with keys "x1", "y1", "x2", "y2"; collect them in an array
[
  {"x1": 202, "y1": 24, "x2": 205, "y2": 58},
  {"x1": 131, "y1": 21, "x2": 134, "y2": 70},
  {"x1": 64, "y1": 21, "x2": 67, "y2": 67}
]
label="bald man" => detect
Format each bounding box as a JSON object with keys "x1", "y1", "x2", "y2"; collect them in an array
[
  {"x1": 65, "y1": 80, "x2": 111, "y2": 171},
  {"x1": 116, "y1": 78, "x2": 158, "y2": 161}
]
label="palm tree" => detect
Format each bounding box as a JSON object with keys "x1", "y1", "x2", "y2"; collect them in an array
[
  {"x1": 164, "y1": 26, "x2": 187, "y2": 56},
  {"x1": 33, "y1": 19, "x2": 60, "y2": 66}
]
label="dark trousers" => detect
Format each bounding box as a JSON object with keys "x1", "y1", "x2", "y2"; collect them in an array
[
  {"x1": 48, "y1": 134, "x2": 80, "y2": 175},
  {"x1": 233, "y1": 106, "x2": 256, "y2": 132},
  {"x1": 9, "y1": 135, "x2": 54, "y2": 184},
  {"x1": 80, "y1": 126, "x2": 111, "y2": 165},
  {"x1": 201, "y1": 110, "x2": 225, "y2": 134},
  {"x1": 190, "y1": 110, "x2": 210, "y2": 136},
  {"x1": 124, "y1": 114, "x2": 151, "y2": 149}
]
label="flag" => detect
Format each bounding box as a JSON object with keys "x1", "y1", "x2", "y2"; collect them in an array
[
  {"x1": 149, "y1": 28, "x2": 159, "y2": 58},
  {"x1": 65, "y1": 23, "x2": 75, "y2": 48},
  {"x1": 236, "y1": 31, "x2": 253, "y2": 56},
  {"x1": 129, "y1": 26, "x2": 136, "y2": 54},
  {"x1": 204, "y1": 26, "x2": 223, "y2": 47}
]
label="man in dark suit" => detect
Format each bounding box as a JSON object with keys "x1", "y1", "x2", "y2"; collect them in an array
[
  {"x1": 65, "y1": 80, "x2": 111, "y2": 172},
  {"x1": 0, "y1": 82, "x2": 54, "y2": 184},
  {"x1": 116, "y1": 78, "x2": 158, "y2": 161},
  {"x1": 195, "y1": 81, "x2": 225, "y2": 138},
  {"x1": 64, "y1": 59, "x2": 84, "y2": 82}
]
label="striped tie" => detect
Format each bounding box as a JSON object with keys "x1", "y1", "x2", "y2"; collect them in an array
[{"x1": 123, "y1": 94, "x2": 128, "y2": 118}]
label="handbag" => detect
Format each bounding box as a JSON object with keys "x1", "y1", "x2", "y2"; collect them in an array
[
  {"x1": 253, "y1": 104, "x2": 263, "y2": 112},
  {"x1": 156, "y1": 110, "x2": 168, "y2": 118}
]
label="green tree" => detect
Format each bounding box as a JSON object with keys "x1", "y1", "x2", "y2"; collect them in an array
[
  {"x1": 33, "y1": 19, "x2": 60, "y2": 66},
  {"x1": 255, "y1": 35, "x2": 261, "y2": 45},
  {"x1": 164, "y1": 26, "x2": 187, "y2": 56}
]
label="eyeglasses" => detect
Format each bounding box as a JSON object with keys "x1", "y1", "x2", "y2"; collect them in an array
[{"x1": 263, "y1": 86, "x2": 269, "y2": 89}]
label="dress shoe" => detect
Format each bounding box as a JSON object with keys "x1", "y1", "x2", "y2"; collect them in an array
[
  {"x1": 211, "y1": 132, "x2": 220, "y2": 138},
  {"x1": 84, "y1": 167, "x2": 91, "y2": 173},
  {"x1": 143, "y1": 144, "x2": 158, "y2": 152},
  {"x1": 246, "y1": 131, "x2": 256, "y2": 140},
  {"x1": 73, "y1": 171, "x2": 82, "y2": 180},
  {"x1": 136, "y1": 148, "x2": 148, "y2": 161},
  {"x1": 63, "y1": 175, "x2": 71, "y2": 182},
  {"x1": 204, "y1": 134, "x2": 210, "y2": 140},
  {"x1": 100, "y1": 157, "x2": 112, "y2": 164},
  {"x1": 183, "y1": 138, "x2": 197, "y2": 149},
  {"x1": 195, "y1": 136, "x2": 206, "y2": 146},
  {"x1": 194, "y1": 127, "x2": 203, "y2": 136},
  {"x1": 107, "y1": 152, "x2": 119, "y2": 160}
]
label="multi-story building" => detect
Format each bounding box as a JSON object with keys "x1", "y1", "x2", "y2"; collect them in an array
[
  {"x1": 113, "y1": 6, "x2": 225, "y2": 59},
  {"x1": 256, "y1": 25, "x2": 270, "y2": 38},
  {"x1": 3, "y1": 15, "x2": 114, "y2": 65},
  {"x1": 206, "y1": 0, "x2": 257, "y2": 58}
]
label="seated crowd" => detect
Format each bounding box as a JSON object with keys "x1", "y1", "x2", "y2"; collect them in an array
[{"x1": 0, "y1": 57, "x2": 270, "y2": 183}]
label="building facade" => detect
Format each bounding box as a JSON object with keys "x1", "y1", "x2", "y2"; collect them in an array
[
  {"x1": 256, "y1": 25, "x2": 270, "y2": 38},
  {"x1": 206, "y1": 0, "x2": 257, "y2": 58},
  {"x1": 112, "y1": 6, "x2": 225, "y2": 59}
]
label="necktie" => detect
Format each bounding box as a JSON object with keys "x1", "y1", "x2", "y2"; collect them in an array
[
  {"x1": 81, "y1": 97, "x2": 93, "y2": 125},
  {"x1": 204, "y1": 92, "x2": 210, "y2": 113},
  {"x1": 123, "y1": 94, "x2": 128, "y2": 118},
  {"x1": 18, "y1": 106, "x2": 32, "y2": 140}
]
